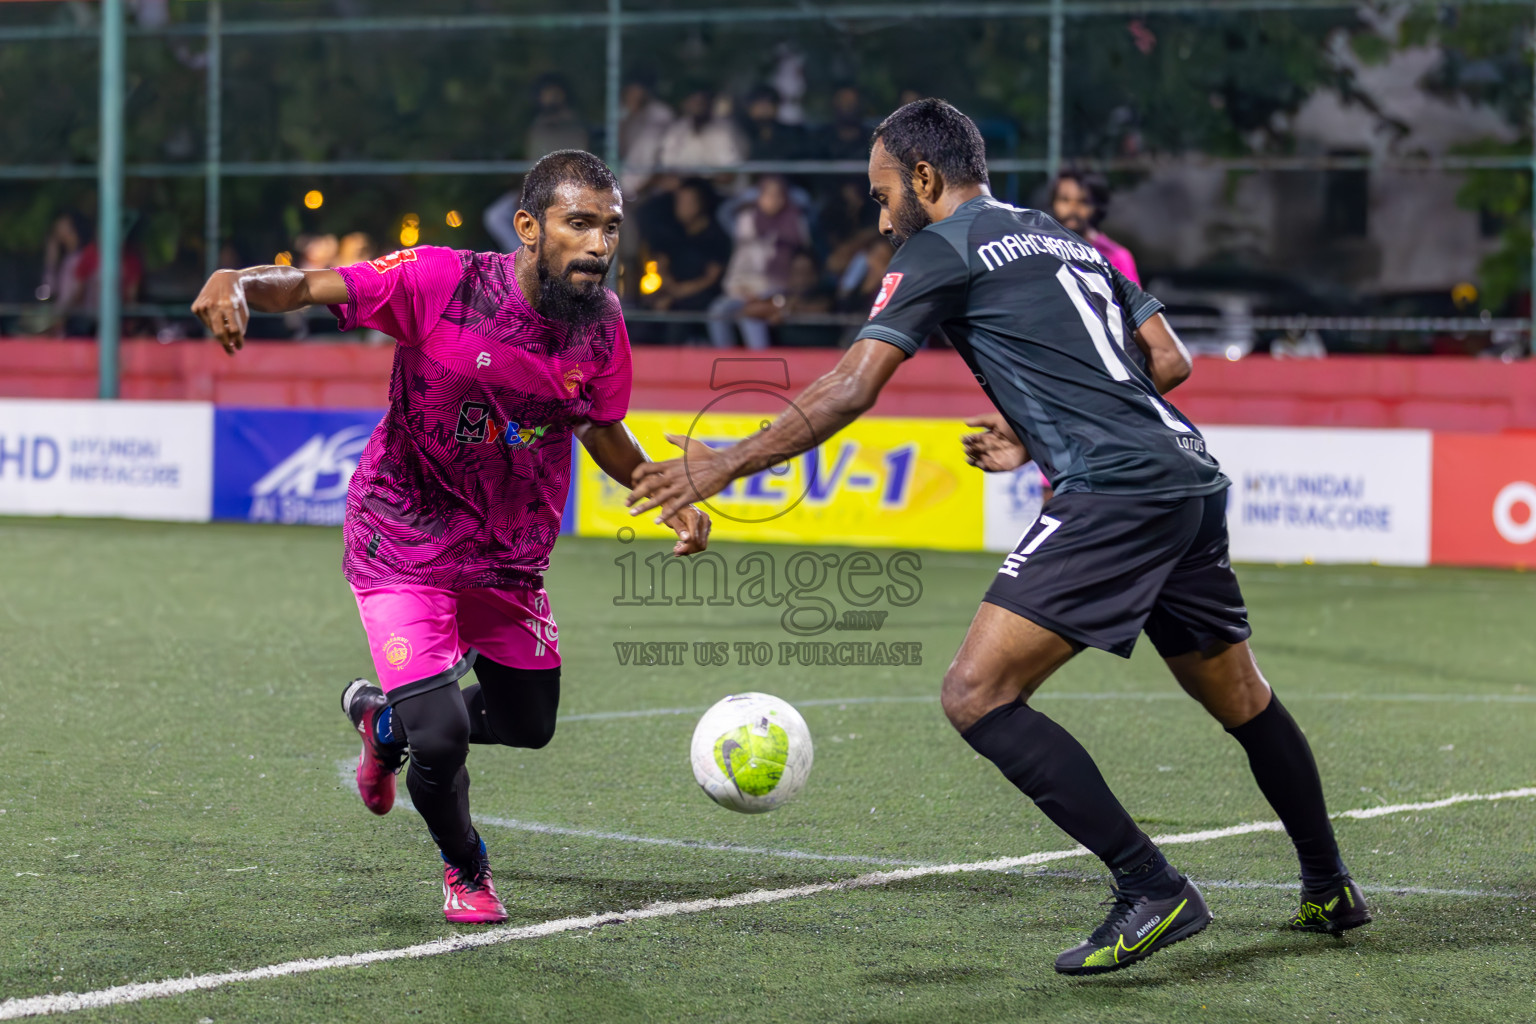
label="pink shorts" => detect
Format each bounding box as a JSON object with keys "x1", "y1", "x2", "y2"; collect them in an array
[{"x1": 352, "y1": 584, "x2": 560, "y2": 699}]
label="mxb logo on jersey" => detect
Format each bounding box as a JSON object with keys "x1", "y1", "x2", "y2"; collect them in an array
[{"x1": 454, "y1": 401, "x2": 550, "y2": 449}]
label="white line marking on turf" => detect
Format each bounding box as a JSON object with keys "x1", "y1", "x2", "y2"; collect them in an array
[
  {"x1": 1029, "y1": 871, "x2": 1513, "y2": 899},
  {"x1": 467, "y1": 812, "x2": 927, "y2": 868},
  {"x1": 331, "y1": 760, "x2": 925, "y2": 869},
  {"x1": 6, "y1": 786, "x2": 1532, "y2": 1020}
]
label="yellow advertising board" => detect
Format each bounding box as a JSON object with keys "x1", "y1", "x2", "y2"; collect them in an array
[{"x1": 574, "y1": 411, "x2": 984, "y2": 550}]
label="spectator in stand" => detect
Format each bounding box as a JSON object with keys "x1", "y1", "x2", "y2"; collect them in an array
[
  {"x1": 54, "y1": 217, "x2": 143, "y2": 337},
  {"x1": 738, "y1": 250, "x2": 836, "y2": 347},
  {"x1": 24, "y1": 212, "x2": 87, "y2": 335},
  {"x1": 335, "y1": 232, "x2": 377, "y2": 267},
  {"x1": 524, "y1": 73, "x2": 590, "y2": 160},
  {"x1": 834, "y1": 233, "x2": 892, "y2": 313},
  {"x1": 38, "y1": 212, "x2": 87, "y2": 304},
  {"x1": 816, "y1": 177, "x2": 881, "y2": 268},
  {"x1": 645, "y1": 178, "x2": 732, "y2": 345},
  {"x1": 741, "y1": 85, "x2": 805, "y2": 162},
  {"x1": 1049, "y1": 167, "x2": 1140, "y2": 284},
  {"x1": 657, "y1": 86, "x2": 746, "y2": 173},
  {"x1": 708, "y1": 175, "x2": 810, "y2": 350},
  {"x1": 811, "y1": 83, "x2": 871, "y2": 160},
  {"x1": 488, "y1": 75, "x2": 593, "y2": 251},
  {"x1": 614, "y1": 74, "x2": 676, "y2": 301},
  {"x1": 284, "y1": 233, "x2": 340, "y2": 339},
  {"x1": 483, "y1": 188, "x2": 522, "y2": 253},
  {"x1": 618, "y1": 73, "x2": 675, "y2": 196}
]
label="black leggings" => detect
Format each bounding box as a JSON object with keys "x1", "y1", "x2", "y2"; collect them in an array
[{"x1": 388, "y1": 657, "x2": 560, "y2": 867}]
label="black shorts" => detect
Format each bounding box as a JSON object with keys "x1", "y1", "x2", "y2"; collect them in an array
[{"x1": 983, "y1": 489, "x2": 1252, "y2": 659}]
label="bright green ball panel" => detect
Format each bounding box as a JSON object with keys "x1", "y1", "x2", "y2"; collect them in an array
[{"x1": 712, "y1": 723, "x2": 789, "y2": 796}]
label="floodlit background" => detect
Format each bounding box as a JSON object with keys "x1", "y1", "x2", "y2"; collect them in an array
[
  {"x1": 1, "y1": 5, "x2": 1534, "y2": 1023},
  {"x1": 2, "y1": 0, "x2": 1534, "y2": 357}
]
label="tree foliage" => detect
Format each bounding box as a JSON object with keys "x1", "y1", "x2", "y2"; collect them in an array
[{"x1": 0, "y1": 0, "x2": 1530, "y2": 305}]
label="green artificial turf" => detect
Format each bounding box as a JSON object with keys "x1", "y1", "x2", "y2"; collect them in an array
[{"x1": 0, "y1": 517, "x2": 1532, "y2": 1022}]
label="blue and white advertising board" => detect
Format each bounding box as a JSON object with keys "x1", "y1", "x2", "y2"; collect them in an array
[
  {"x1": 211, "y1": 407, "x2": 579, "y2": 532},
  {"x1": 212, "y1": 407, "x2": 383, "y2": 525}
]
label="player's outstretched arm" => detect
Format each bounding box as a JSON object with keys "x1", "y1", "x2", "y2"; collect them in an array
[
  {"x1": 191, "y1": 266, "x2": 349, "y2": 354},
  {"x1": 576, "y1": 420, "x2": 711, "y2": 555},
  {"x1": 626, "y1": 339, "x2": 905, "y2": 522},
  {"x1": 1131, "y1": 313, "x2": 1193, "y2": 394}
]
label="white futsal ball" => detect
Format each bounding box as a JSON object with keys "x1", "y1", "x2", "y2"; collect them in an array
[{"x1": 690, "y1": 692, "x2": 814, "y2": 814}]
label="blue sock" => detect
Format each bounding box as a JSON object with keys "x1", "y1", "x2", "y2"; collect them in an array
[{"x1": 374, "y1": 705, "x2": 403, "y2": 746}]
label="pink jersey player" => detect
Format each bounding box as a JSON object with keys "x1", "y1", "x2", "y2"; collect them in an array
[
  {"x1": 193, "y1": 150, "x2": 710, "y2": 926},
  {"x1": 1089, "y1": 232, "x2": 1139, "y2": 286},
  {"x1": 331, "y1": 242, "x2": 628, "y2": 691},
  {"x1": 1049, "y1": 167, "x2": 1141, "y2": 284}
]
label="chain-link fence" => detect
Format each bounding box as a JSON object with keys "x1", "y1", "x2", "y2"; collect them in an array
[{"x1": 2, "y1": 0, "x2": 1533, "y2": 393}]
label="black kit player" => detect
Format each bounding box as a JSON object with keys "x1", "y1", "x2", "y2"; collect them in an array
[{"x1": 627, "y1": 100, "x2": 1371, "y2": 975}]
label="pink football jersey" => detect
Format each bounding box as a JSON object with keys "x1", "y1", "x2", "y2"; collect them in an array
[
  {"x1": 329, "y1": 246, "x2": 631, "y2": 590},
  {"x1": 1090, "y1": 232, "x2": 1140, "y2": 286}
]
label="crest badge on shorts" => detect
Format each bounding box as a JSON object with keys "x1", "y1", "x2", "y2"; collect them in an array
[
  {"x1": 868, "y1": 272, "x2": 904, "y2": 319},
  {"x1": 382, "y1": 633, "x2": 412, "y2": 670}
]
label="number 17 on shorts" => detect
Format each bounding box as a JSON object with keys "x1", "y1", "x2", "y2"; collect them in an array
[{"x1": 998, "y1": 514, "x2": 1062, "y2": 578}]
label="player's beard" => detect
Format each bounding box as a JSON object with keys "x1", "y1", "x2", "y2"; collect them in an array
[
  {"x1": 887, "y1": 175, "x2": 933, "y2": 249},
  {"x1": 1057, "y1": 211, "x2": 1089, "y2": 234},
  {"x1": 536, "y1": 249, "x2": 610, "y2": 327}
]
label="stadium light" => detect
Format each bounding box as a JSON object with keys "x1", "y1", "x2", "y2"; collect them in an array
[{"x1": 639, "y1": 261, "x2": 663, "y2": 296}]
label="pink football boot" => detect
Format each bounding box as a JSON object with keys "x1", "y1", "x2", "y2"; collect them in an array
[
  {"x1": 442, "y1": 841, "x2": 509, "y2": 924},
  {"x1": 340, "y1": 679, "x2": 407, "y2": 816}
]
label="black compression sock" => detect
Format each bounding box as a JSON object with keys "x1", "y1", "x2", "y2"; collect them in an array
[
  {"x1": 1114, "y1": 851, "x2": 1185, "y2": 900},
  {"x1": 1227, "y1": 694, "x2": 1347, "y2": 886},
  {"x1": 962, "y1": 697, "x2": 1179, "y2": 895}
]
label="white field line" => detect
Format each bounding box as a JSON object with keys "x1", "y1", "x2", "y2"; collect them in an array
[
  {"x1": 1024, "y1": 870, "x2": 1514, "y2": 899},
  {"x1": 331, "y1": 760, "x2": 926, "y2": 868},
  {"x1": 5, "y1": 786, "x2": 1532, "y2": 1020},
  {"x1": 560, "y1": 690, "x2": 1536, "y2": 723},
  {"x1": 467, "y1": 811, "x2": 926, "y2": 868}
]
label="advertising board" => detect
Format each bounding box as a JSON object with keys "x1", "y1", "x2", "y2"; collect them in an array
[
  {"x1": 0, "y1": 399, "x2": 213, "y2": 521},
  {"x1": 212, "y1": 407, "x2": 384, "y2": 525},
  {"x1": 982, "y1": 461, "x2": 1048, "y2": 553},
  {"x1": 1430, "y1": 433, "x2": 1536, "y2": 568},
  {"x1": 575, "y1": 411, "x2": 983, "y2": 550},
  {"x1": 1203, "y1": 426, "x2": 1432, "y2": 566}
]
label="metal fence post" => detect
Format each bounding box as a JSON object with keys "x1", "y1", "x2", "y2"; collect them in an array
[
  {"x1": 97, "y1": 0, "x2": 125, "y2": 399},
  {"x1": 1046, "y1": 0, "x2": 1064, "y2": 180},
  {"x1": 204, "y1": 0, "x2": 222, "y2": 281},
  {"x1": 605, "y1": 0, "x2": 622, "y2": 168}
]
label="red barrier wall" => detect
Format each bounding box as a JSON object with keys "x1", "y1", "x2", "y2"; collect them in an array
[{"x1": 3, "y1": 339, "x2": 1535, "y2": 430}]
